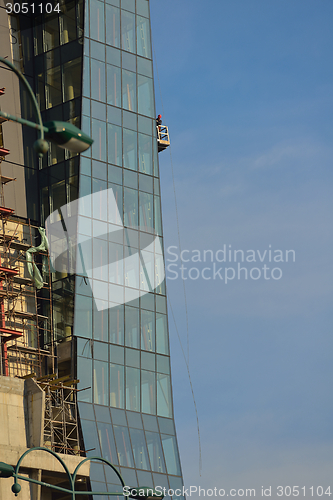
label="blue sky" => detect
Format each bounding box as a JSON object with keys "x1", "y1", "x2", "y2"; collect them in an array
[{"x1": 150, "y1": 0, "x2": 333, "y2": 495}]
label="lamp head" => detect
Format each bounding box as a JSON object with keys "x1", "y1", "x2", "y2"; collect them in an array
[
  {"x1": 44, "y1": 121, "x2": 93, "y2": 153},
  {"x1": 0, "y1": 462, "x2": 14, "y2": 478}
]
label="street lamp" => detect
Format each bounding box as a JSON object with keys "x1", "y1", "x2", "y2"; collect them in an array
[
  {"x1": 0, "y1": 57, "x2": 93, "y2": 156},
  {"x1": 0, "y1": 447, "x2": 164, "y2": 500}
]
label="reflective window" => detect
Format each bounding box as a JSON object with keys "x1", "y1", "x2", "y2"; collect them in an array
[
  {"x1": 126, "y1": 348, "x2": 140, "y2": 368},
  {"x1": 122, "y1": 0, "x2": 135, "y2": 13},
  {"x1": 137, "y1": 16, "x2": 152, "y2": 59},
  {"x1": 126, "y1": 367, "x2": 140, "y2": 411},
  {"x1": 92, "y1": 119, "x2": 107, "y2": 162},
  {"x1": 124, "y1": 247, "x2": 140, "y2": 289},
  {"x1": 108, "y1": 183, "x2": 123, "y2": 225},
  {"x1": 121, "y1": 10, "x2": 135, "y2": 53},
  {"x1": 156, "y1": 355, "x2": 170, "y2": 375},
  {"x1": 108, "y1": 165, "x2": 122, "y2": 185},
  {"x1": 124, "y1": 169, "x2": 138, "y2": 189},
  {"x1": 106, "y1": 5, "x2": 120, "y2": 47},
  {"x1": 110, "y1": 363, "x2": 124, "y2": 408},
  {"x1": 145, "y1": 431, "x2": 166, "y2": 473},
  {"x1": 124, "y1": 187, "x2": 138, "y2": 228},
  {"x1": 74, "y1": 295, "x2": 92, "y2": 339},
  {"x1": 141, "y1": 370, "x2": 156, "y2": 415},
  {"x1": 45, "y1": 66, "x2": 62, "y2": 109},
  {"x1": 80, "y1": 419, "x2": 100, "y2": 455},
  {"x1": 141, "y1": 351, "x2": 155, "y2": 371},
  {"x1": 114, "y1": 426, "x2": 134, "y2": 467},
  {"x1": 94, "y1": 341, "x2": 109, "y2": 361},
  {"x1": 154, "y1": 196, "x2": 162, "y2": 236},
  {"x1": 109, "y1": 304, "x2": 124, "y2": 345},
  {"x1": 122, "y1": 70, "x2": 136, "y2": 112},
  {"x1": 158, "y1": 417, "x2": 175, "y2": 435},
  {"x1": 137, "y1": 0, "x2": 149, "y2": 18},
  {"x1": 139, "y1": 192, "x2": 153, "y2": 232},
  {"x1": 139, "y1": 173, "x2": 153, "y2": 193},
  {"x1": 94, "y1": 360, "x2": 109, "y2": 406},
  {"x1": 161, "y1": 435, "x2": 181, "y2": 475},
  {"x1": 91, "y1": 40, "x2": 105, "y2": 61},
  {"x1": 127, "y1": 411, "x2": 143, "y2": 429},
  {"x1": 93, "y1": 237, "x2": 108, "y2": 281},
  {"x1": 138, "y1": 75, "x2": 154, "y2": 117},
  {"x1": 130, "y1": 428, "x2": 150, "y2": 470},
  {"x1": 156, "y1": 313, "x2": 168, "y2": 354},
  {"x1": 109, "y1": 242, "x2": 124, "y2": 285},
  {"x1": 93, "y1": 307, "x2": 109, "y2": 342},
  {"x1": 141, "y1": 309, "x2": 155, "y2": 351},
  {"x1": 90, "y1": 0, "x2": 105, "y2": 42},
  {"x1": 125, "y1": 306, "x2": 139, "y2": 348},
  {"x1": 107, "y1": 65, "x2": 121, "y2": 107},
  {"x1": 108, "y1": 124, "x2": 122, "y2": 166},
  {"x1": 60, "y1": 1, "x2": 79, "y2": 44},
  {"x1": 63, "y1": 58, "x2": 82, "y2": 101},
  {"x1": 138, "y1": 134, "x2": 152, "y2": 175},
  {"x1": 97, "y1": 421, "x2": 118, "y2": 464},
  {"x1": 123, "y1": 129, "x2": 137, "y2": 170},
  {"x1": 157, "y1": 374, "x2": 172, "y2": 418},
  {"x1": 110, "y1": 344, "x2": 124, "y2": 364},
  {"x1": 91, "y1": 59, "x2": 106, "y2": 102},
  {"x1": 77, "y1": 357, "x2": 92, "y2": 403}
]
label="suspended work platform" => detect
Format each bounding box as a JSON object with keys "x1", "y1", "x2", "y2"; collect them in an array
[{"x1": 157, "y1": 124, "x2": 170, "y2": 152}]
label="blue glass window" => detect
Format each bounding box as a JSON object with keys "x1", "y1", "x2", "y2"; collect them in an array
[
  {"x1": 123, "y1": 129, "x2": 137, "y2": 171},
  {"x1": 138, "y1": 75, "x2": 154, "y2": 117},
  {"x1": 90, "y1": 0, "x2": 105, "y2": 43},
  {"x1": 74, "y1": 295, "x2": 92, "y2": 339},
  {"x1": 139, "y1": 192, "x2": 153, "y2": 232},
  {"x1": 107, "y1": 65, "x2": 121, "y2": 107},
  {"x1": 138, "y1": 134, "x2": 152, "y2": 175},
  {"x1": 92, "y1": 119, "x2": 107, "y2": 162},
  {"x1": 161, "y1": 435, "x2": 181, "y2": 475},
  {"x1": 145, "y1": 431, "x2": 166, "y2": 473},
  {"x1": 110, "y1": 363, "x2": 124, "y2": 408},
  {"x1": 141, "y1": 309, "x2": 155, "y2": 351},
  {"x1": 106, "y1": 5, "x2": 120, "y2": 47},
  {"x1": 91, "y1": 59, "x2": 106, "y2": 102},
  {"x1": 125, "y1": 306, "x2": 139, "y2": 348},
  {"x1": 109, "y1": 304, "x2": 124, "y2": 345},
  {"x1": 108, "y1": 124, "x2": 122, "y2": 166},
  {"x1": 157, "y1": 374, "x2": 172, "y2": 418},
  {"x1": 94, "y1": 360, "x2": 109, "y2": 406},
  {"x1": 80, "y1": 419, "x2": 100, "y2": 454},
  {"x1": 121, "y1": 10, "x2": 135, "y2": 53},
  {"x1": 93, "y1": 307, "x2": 109, "y2": 343},
  {"x1": 141, "y1": 370, "x2": 156, "y2": 414},
  {"x1": 137, "y1": 16, "x2": 152, "y2": 59},
  {"x1": 97, "y1": 421, "x2": 118, "y2": 464},
  {"x1": 130, "y1": 428, "x2": 150, "y2": 470},
  {"x1": 126, "y1": 367, "x2": 140, "y2": 411},
  {"x1": 124, "y1": 187, "x2": 138, "y2": 228},
  {"x1": 113, "y1": 426, "x2": 134, "y2": 467},
  {"x1": 122, "y1": 70, "x2": 137, "y2": 112},
  {"x1": 77, "y1": 357, "x2": 93, "y2": 403}
]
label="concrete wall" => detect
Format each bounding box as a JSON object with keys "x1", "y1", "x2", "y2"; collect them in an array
[{"x1": 0, "y1": 376, "x2": 89, "y2": 500}]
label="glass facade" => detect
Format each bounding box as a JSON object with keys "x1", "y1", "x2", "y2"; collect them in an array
[{"x1": 16, "y1": 0, "x2": 183, "y2": 497}]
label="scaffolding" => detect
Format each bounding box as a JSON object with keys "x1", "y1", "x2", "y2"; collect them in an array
[
  {"x1": 37, "y1": 373, "x2": 81, "y2": 455},
  {"x1": 0, "y1": 210, "x2": 55, "y2": 378}
]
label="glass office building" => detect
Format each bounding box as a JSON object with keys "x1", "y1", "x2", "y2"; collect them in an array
[{"x1": 4, "y1": 0, "x2": 184, "y2": 497}]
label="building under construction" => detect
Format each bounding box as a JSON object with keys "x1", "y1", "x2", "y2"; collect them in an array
[{"x1": 0, "y1": 0, "x2": 183, "y2": 499}]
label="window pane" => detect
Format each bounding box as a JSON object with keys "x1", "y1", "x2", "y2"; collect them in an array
[
  {"x1": 126, "y1": 367, "x2": 140, "y2": 411},
  {"x1": 138, "y1": 134, "x2": 152, "y2": 175},
  {"x1": 113, "y1": 426, "x2": 134, "y2": 467},
  {"x1": 109, "y1": 304, "x2": 124, "y2": 344},
  {"x1": 161, "y1": 435, "x2": 181, "y2": 475},
  {"x1": 156, "y1": 313, "x2": 168, "y2": 354},
  {"x1": 109, "y1": 242, "x2": 124, "y2": 285},
  {"x1": 130, "y1": 428, "x2": 150, "y2": 470},
  {"x1": 108, "y1": 183, "x2": 123, "y2": 225},
  {"x1": 121, "y1": 10, "x2": 135, "y2": 53},
  {"x1": 138, "y1": 75, "x2": 154, "y2": 117},
  {"x1": 74, "y1": 295, "x2": 92, "y2": 339},
  {"x1": 80, "y1": 419, "x2": 100, "y2": 454},
  {"x1": 107, "y1": 65, "x2": 121, "y2": 107},
  {"x1": 124, "y1": 247, "x2": 139, "y2": 289},
  {"x1": 124, "y1": 187, "x2": 138, "y2": 228},
  {"x1": 141, "y1": 309, "x2": 155, "y2": 351},
  {"x1": 94, "y1": 360, "x2": 109, "y2": 406},
  {"x1": 106, "y1": 5, "x2": 120, "y2": 47},
  {"x1": 123, "y1": 129, "x2": 137, "y2": 171},
  {"x1": 110, "y1": 363, "x2": 124, "y2": 408},
  {"x1": 92, "y1": 119, "x2": 107, "y2": 162},
  {"x1": 141, "y1": 370, "x2": 156, "y2": 415},
  {"x1": 90, "y1": 0, "x2": 105, "y2": 42},
  {"x1": 91, "y1": 59, "x2": 106, "y2": 102},
  {"x1": 77, "y1": 358, "x2": 93, "y2": 403},
  {"x1": 139, "y1": 192, "x2": 153, "y2": 232},
  {"x1": 97, "y1": 422, "x2": 118, "y2": 464},
  {"x1": 46, "y1": 66, "x2": 62, "y2": 109},
  {"x1": 125, "y1": 306, "x2": 139, "y2": 348},
  {"x1": 154, "y1": 196, "x2": 162, "y2": 236},
  {"x1": 157, "y1": 374, "x2": 172, "y2": 418},
  {"x1": 145, "y1": 431, "x2": 166, "y2": 473},
  {"x1": 93, "y1": 307, "x2": 108, "y2": 342},
  {"x1": 108, "y1": 124, "x2": 122, "y2": 166},
  {"x1": 64, "y1": 58, "x2": 82, "y2": 101},
  {"x1": 137, "y1": 16, "x2": 152, "y2": 58},
  {"x1": 122, "y1": 70, "x2": 136, "y2": 112}
]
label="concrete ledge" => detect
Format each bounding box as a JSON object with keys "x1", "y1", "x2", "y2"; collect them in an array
[{"x1": 0, "y1": 446, "x2": 90, "y2": 476}]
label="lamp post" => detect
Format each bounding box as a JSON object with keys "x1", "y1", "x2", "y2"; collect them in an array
[
  {"x1": 0, "y1": 57, "x2": 93, "y2": 156},
  {"x1": 0, "y1": 447, "x2": 164, "y2": 500}
]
